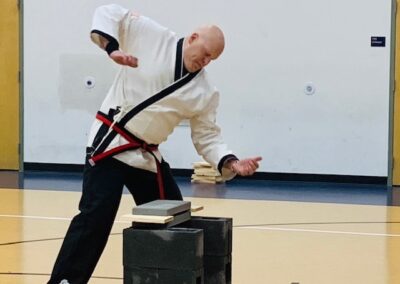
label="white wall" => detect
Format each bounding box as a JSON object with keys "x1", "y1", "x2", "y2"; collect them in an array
[{"x1": 24, "y1": 0, "x2": 393, "y2": 176}]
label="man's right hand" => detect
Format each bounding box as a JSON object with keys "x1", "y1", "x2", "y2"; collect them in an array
[{"x1": 109, "y1": 50, "x2": 138, "y2": 67}]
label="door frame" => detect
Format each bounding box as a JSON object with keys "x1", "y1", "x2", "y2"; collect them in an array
[
  {"x1": 391, "y1": 0, "x2": 400, "y2": 185},
  {"x1": 19, "y1": 0, "x2": 24, "y2": 171},
  {"x1": 0, "y1": 0, "x2": 22, "y2": 170}
]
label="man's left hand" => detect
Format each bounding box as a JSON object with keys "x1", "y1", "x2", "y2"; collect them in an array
[{"x1": 228, "y1": 156, "x2": 262, "y2": 176}]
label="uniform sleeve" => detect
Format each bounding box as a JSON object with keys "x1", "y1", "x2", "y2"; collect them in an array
[
  {"x1": 90, "y1": 4, "x2": 130, "y2": 51},
  {"x1": 190, "y1": 89, "x2": 237, "y2": 181}
]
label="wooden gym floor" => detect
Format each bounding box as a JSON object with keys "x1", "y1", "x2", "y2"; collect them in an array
[{"x1": 1, "y1": 171, "x2": 400, "y2": 284}]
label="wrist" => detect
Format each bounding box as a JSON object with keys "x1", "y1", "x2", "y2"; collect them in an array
[
  {"x1": 105, "y1": 40, "x2": 119, "y2": 55},
  {"x1": 228, "y1": 160, "x2": 239, "y2": 173}
]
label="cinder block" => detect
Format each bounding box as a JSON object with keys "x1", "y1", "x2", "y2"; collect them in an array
[
  {"x1": 177, "y1": 216, "x2": 232, "y2": 256},
  {"x1": 123, "y1": 267, "x2": 204, "y2": 284},
  {"x1": 123, "y1": 227, "x2": 203, "y2": 270},
  {"x1": 204, "y1": 255, "x2": 232, "y2": 284}
]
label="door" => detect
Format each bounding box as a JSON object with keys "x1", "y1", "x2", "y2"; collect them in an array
[
  {"x1": 0, "y1": 0, "x2": 20, "y2": 170},
  {"x1": 394, "y1": 0, "x2": 400, "y2": 185},
  {"x1": 394, "y1": 1, "x2": 400, "y2": 184}
]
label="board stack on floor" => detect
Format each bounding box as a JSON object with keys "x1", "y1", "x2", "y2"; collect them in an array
[
  {"x1": 122, "y1": 200, "x2": 232, "y2": 284},
  {"x1": 191, "y1": 161, "x2": 224, "y2": 184}
]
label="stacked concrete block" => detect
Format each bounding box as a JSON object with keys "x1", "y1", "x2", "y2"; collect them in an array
[
  {"x1": 177, "y1": 217, "x2": 233, "y2": 284},
  {"x1": 123, "y1": 227, "x2": 204, "y2": 284},
  {"x1": 123, "y1": 200, "x2": 233, "y2": 284}
]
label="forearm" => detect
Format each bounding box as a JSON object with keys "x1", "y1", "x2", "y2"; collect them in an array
[
  {"x1": 91, "y1": 4, "x2": 128, "y2": 51},
  {"x1": 223, "y1": 158, "x2": 239, "y2": 173},
  {"x1": 91, "y1": 26, "x2": 137, "y2": 67}
]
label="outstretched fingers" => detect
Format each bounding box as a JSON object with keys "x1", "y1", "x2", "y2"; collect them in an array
[
  {"x1": 110, "y1": 50, "x2": 139, "y2": 67},
  {"x1": 234, "y1": 156, "x2": 262, "y2": 176},
  {"x1": 125, "y1": 55, "x2": 138, "y2": 67}
]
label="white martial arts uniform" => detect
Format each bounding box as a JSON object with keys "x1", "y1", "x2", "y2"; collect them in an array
[{"x1": 89, "y1": 4, "x2": 235, "y2": 180}]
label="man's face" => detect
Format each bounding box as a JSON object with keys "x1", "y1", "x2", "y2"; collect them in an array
[{"x1": 183, "y1": 33, "x2": 223, "y2": 73}]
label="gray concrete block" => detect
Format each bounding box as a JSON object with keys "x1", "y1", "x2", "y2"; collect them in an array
[
  {"x1": 177, "y1": 216, "x2": 232, "y2": 256},
  {"x1": 123, "y1": 227, "x2": 203, "y2": 270},
  {"x1": 123, "y1": 267, "x2": 204, "y2": 284},
  {"x1": 204, "y1": 255, "x2": 232, "y2": 284}
]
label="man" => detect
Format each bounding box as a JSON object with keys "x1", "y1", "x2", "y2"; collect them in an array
[{"x1": 48, "y1": 4, "x2": 261, "y2": 284}]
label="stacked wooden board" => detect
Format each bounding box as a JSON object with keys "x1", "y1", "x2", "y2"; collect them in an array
[{"x1": 191, "y1": 161, "x2": 224, "y2": 184}]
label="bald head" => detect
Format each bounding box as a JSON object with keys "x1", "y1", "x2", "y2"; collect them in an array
[
  {"x1": 183, "y1": 25, "x2": 225, "y2": 73},
  {"x1": 193, "y1": 25, "x2": 225, "y2": 57}
]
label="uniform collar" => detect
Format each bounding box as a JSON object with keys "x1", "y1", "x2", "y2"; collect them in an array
[{"x1": 174, "y1": 38, "x2": 190, "y2": 81}]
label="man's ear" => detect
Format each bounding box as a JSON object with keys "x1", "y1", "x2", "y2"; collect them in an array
[{"x1": 188, "y1": 33, "x2": 199, "y2": 44}]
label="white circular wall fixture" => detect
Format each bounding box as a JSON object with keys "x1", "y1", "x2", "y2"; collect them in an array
[
  {"x1": 304, "y1": 82, "x2": 315, "y2": 95},
  {"x1": 84, "y1": 76, "x2": 96, "y2": 89}
]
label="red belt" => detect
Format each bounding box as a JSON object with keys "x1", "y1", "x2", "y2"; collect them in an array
[{"x1": 89, "y1": 112, "x2": 165, "y2": 199}]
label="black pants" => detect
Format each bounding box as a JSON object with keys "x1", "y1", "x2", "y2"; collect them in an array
[{"x1": 48, "y1": 157, "x2": 182, "y2": 284}]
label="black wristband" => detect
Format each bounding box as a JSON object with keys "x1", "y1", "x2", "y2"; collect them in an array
[
  {"x1": 91, "y1": 30, "x2": 120, "y2": 55},
  {"x1": 105, "y1": 40, "x2": 119, "y2": 55},
  {"x1": 217, "y1": 154, "x2": 239, "y2": 174}
]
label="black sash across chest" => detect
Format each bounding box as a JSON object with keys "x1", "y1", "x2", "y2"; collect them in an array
[{"x1": 87, "y1": 38, "x2": 199, "y2": 199}]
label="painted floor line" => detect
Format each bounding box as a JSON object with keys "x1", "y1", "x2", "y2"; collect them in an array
[
  {"x1": 3, "y1": 214, "x2": 400, "y2": 236},
  {"x1": 0, "y1": 214, "x2": 72, "y2": 221},
  {"x1": 239, "y1": 226, "x2": 400, "y2": 237},
  {"x1": 0, "y1": 214, "x2": 130, "y2": 224}
]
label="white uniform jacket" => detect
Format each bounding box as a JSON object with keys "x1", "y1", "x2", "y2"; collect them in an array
[{"x1": 88, "y1": 4, "x2": 236, "y2": 180}]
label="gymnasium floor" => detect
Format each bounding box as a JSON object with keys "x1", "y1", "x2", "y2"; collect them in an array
[{"x1": 1, "y1": 170, "x2": 400, "y2": 284}]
